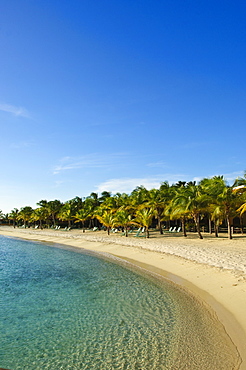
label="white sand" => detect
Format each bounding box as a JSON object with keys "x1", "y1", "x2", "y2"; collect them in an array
[{"x1": 1, "y1": 226, "x2": 246, "y2": 369}]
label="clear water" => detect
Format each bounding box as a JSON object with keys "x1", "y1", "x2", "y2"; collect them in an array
[{"x1": 0, "y1": 235, "x2": 240, "y2": 369}]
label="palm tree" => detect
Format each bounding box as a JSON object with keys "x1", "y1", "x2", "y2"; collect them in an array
[
  {"x1": 215, "y1": 185, "x2": 239, "y2": 239},
  {"x1": 133, "y1": 207, "x2": 154, "y2": 238},
  {"x1": 233, "y1": 183, "x2": 246, "y2": 232},
  {"x1": 9, "y1": 208, "x2": 19, "y2": 228},
  {"x1": 47, "y1": 200, "x2": 62, "y2": 227},
  {"x1": 99, "y1": 191, "x2": 112, "y2": 203},
  {"x1": 200, "y1": 176, "x2": 226, "y2": 236},
  {"x1": 130, "y1": 186, "x2": 149, "y2": 208},
  {"x1": 74, "y1": 207, "x2": 92, "y2": 232},
  {"x1": 58, "y1": 203, "x2": 74, "y2": 228},
  {"x1": 233, "y1": 172, "x2": 246, "y2": 187},
  {"x1": 172, "y1": 183, "x2": 207, "y2": 239},
  {"x1": 31, "y1": 207, "x2": 49, "y2": 229},
  {"x1": 115, "y1": 208, "x2": 134, "y2": 236},
  {"x1": 165, "y1": 197, "x2": 189, "y2": 237},
  {"x1": 233, "y1": 174, "x2": 246, "y2": 215},
  {"x1": 99, "y1": 196, "x2": 118, "y2": 212},
  {"x1": 146, "y1": 188, "x2": 164, "y2": 234},
  {"x1": 84, "y1": 193, "x2": 101, "y2": 228},
  {"x1": 238, "y1": 200, "x2": 246, "y2": 216},
  {"x1": 95, "y1": 210, "x2": 117, "y2": 235},
  {"x1": 0, "y1": 210, "x2": 5, "y2": 225},
  {"x1": 17, "y1": 206, "x2": 33, "y2": 228},
  {"x1": 67, "y1": 196, "x2": 83, "y2": 213}
]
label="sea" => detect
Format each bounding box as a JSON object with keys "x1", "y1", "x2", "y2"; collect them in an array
[{"x1": 0, "y1": 235, "x2": 240, "y2": 369}]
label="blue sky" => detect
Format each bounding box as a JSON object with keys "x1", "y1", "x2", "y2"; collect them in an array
[{"x1": 0, "y1": 0, "x2": 245, "y2": 213}]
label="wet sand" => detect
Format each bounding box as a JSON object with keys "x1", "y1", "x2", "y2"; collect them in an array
[{"x1": 1, "y1": 226, "x2": 246, "y2": 369}]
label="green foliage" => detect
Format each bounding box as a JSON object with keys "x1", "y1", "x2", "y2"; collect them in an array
[{"x1": 6, "y1": 172, "x2": 246, "y2": 238}]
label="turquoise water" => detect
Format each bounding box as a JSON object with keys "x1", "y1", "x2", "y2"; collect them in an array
[{"x1": 0, "y1": 235, "x2": 240, "y2": 369}]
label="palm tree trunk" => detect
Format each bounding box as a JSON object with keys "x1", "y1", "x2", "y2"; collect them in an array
[
  {"x1": 208, "y1": 217, "x2": 212, "y2": 234},
  {"x1": 157, "y1": 213, "x2": 163, "y2": 234},
  {"x1": 181, "y1": 217, "x2": 187, "y2": 237},
  {"x1": 146, "y1": 227, "x2": 149, "y2": 238},
  {"x1": 226, "y1": 216, "x2": 232, "y2": 239},
  {"x1": 193, "y1": 213, "x2": 203, "y2": 239},
  {"x1": 52, "y1": 214, "x2": 56, "y2": 227},
  {"x1": 240, "y1": 216, "x2": 244, "y2": 234},
  {"x1": 214, "y1": 222, "x2": 219, "y2": 237}
]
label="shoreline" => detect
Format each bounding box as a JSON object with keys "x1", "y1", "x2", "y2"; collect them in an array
[{"x1": 1, "y1": 226, "x2": 246, "y2": 369}]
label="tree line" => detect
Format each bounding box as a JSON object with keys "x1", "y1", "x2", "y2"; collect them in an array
[{"x1": 2, "y1": 174, "x2": 246, "y2": 239}]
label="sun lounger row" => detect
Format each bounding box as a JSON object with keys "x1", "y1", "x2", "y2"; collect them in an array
[{"x1": 165, "y1": 226, "x2": 181, "y2": 233}]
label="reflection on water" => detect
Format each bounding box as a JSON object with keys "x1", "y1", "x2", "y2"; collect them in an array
[{"x1": 0, "y1": 236, "x2": 240, "y2": 369}]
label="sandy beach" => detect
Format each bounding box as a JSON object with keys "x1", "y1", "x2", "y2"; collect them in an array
[{"x1": 1, "y1": 226, "x2": 246, "y2": 369}]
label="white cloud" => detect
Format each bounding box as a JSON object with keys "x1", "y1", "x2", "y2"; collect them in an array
[
  {"x1": 95, "y1": 174, "x2": 188, "y2": 194},
  {"x1": 181, "y1": 141, "x2": 210, "y2": 149},
  {"x1": 219, "y1": 170, "x2": 245, "y2": 184},
  {"x1": 10, "y1": 140, "x2": 35, "y2": 149},
  {"x1": 147, "y1": 161, "x2": 168, "y2": 168},
  {"x1": 53, "y1": 153, "x2": 129, "y2": 174},
  {"x1": 0, "y1": 103, "x2": 30, "y2": 118}
]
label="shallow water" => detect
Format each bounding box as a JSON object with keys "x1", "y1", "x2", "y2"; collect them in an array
[{"x1": 0, "y1": 235, "x2": 240, "y2": 369}]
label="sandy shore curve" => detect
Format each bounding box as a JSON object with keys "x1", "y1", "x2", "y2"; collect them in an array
[{"x1": 1, "y1": 226, "x2": 246, "y2": 369}]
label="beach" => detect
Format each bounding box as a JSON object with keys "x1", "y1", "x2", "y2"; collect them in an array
[{"x1": 1, "y1": 226, "x2": 246, "y2": 369}]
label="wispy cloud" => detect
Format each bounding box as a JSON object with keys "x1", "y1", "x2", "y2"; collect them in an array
[
  {"x1": 147, "y1": 161, "x2": 169, "y2": 168},
  {"x1": 53, "y1": 180, "x2": 65, "y2": 188},
  {"x1": 10, "y1": 140, "x2": 35, "y2": 149},
  {"x1": 181, "y1": 141, "x2": 211, "y2": 149},
  {"x1": 219, "y1": 170, "x2": 245, "y2": 184},
  {"x1": 95, "y1": 174, "x2": 188, "y2": 194},
  {"x1": 53, "y1": 153, "x2": 129, "y2": 174},
  {"x1": 0, "y1": 103, "x2": 30, "y2": 118}
]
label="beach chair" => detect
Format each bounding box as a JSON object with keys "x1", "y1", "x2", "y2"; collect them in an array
[
  {"x1": 170, "y1": 227, "x2": 181, "y2": 233},
  {"x1": 134, "y1": 228, "x2": 141, "y2": 237},
  {"x1": 165, "y1": 227, "x2": 173, "y2": 233},
  {"x1": 134, "y1": 228, "x2": 146, "y2": 237}
]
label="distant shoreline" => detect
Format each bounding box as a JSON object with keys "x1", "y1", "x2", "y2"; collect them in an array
[{"x1": 1, "y1": 226, "x2": 246, "y2": 369}]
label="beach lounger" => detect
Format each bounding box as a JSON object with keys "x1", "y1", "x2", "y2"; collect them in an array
[
  {"x1": 134, "y1": 228, "x2": 146, "y2": 237},
  {"x1": 171, "y1": 227, "x2": 181, "y2": 233},
  {"x1": 165, "y1": 227, "x2": 174, "y2": 233}
]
